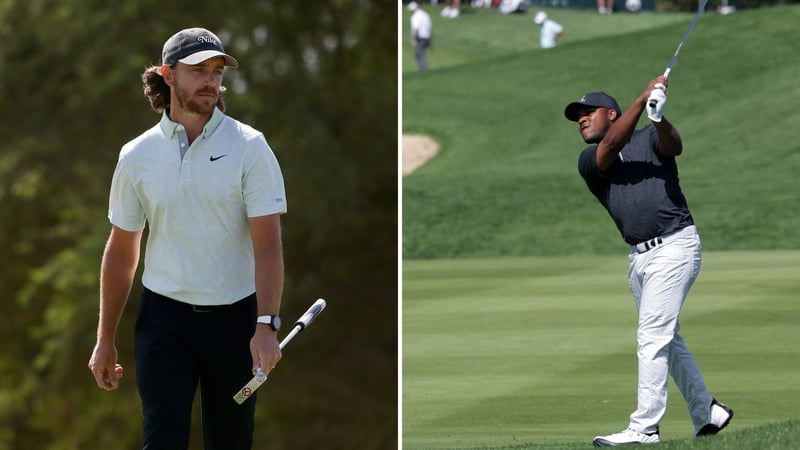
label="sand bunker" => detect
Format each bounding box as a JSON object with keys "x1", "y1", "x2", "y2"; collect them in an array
[{"x1": 402, "y1": 134, "x2": 440, "y2": 176}]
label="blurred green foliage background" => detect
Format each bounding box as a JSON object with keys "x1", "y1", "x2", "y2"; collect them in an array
[{"x1": 0, "y1": 1, "x2": 397, "y2": 448}]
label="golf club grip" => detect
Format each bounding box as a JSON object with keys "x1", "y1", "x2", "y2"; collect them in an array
[
  {"x1": 294, "y1": 298, "x2": 327, "y2": 331},
  {"x1": 649, "y1": 68, "x2": 671, "y2": 108},
  {"x1": 232, "y1": 298, "x2": 327, "y2": 404}
]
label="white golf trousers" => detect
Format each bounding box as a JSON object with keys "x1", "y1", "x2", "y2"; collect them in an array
[{"x1": 626, "y1": 226, "x2": 713, "y2": 435}]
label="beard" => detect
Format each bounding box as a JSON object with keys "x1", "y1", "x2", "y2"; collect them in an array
[
  {"x1": 580, "y1": 126, "x2": 603, "y2": 144},
  {"x1": 174, "y1": 80, "x2": 218, "y2": 115},
  {"x1": 583, "y1": 134, "x2": 602, "y2": 144}
]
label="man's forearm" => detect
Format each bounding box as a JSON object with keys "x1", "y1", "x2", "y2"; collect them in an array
[
  {"x1": 603, "y1": 95, "x2": 646, "y2": 152},
  {"x1": 654, "y1": 118, "x2": 683, "y2": 156},
  {"x1": 98, "y1": 270, "x2": 133, "y2": 343},
  {"x1": 595, "y1": 98, "x2": 645, "y2": 171},
  {"x1": 97, "y1": 230, "x2": 141, "y2": 343},
  {"x1": 254, "y1": 242, "x2": 283, "y2": 316},
  {"x1": 249, "y1": 214, "x2": 284, "y2": 317}
]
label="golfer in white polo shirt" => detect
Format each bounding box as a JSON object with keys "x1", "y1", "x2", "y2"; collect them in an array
[{"x1": 88, "y1": 27, "x2": 286, "y2": 449}]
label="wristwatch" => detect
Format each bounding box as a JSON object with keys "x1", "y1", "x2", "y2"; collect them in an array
[{"x1": 256, "y1": 314, "x2": 281, "y2": 331}]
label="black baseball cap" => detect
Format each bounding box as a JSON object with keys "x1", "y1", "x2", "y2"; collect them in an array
[
  {"x1": 564, "y1": 92, "x2": 621, "y2": 122},
  {"x1": 161, "y1": 28, "x2": 239, "y2": 69}
]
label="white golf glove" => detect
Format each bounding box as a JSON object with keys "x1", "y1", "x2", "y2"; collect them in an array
[{"x1": 646, "y1": 83, "x2": 667, "y2": 122}]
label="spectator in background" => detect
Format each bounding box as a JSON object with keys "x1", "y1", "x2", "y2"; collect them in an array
[
  {"x1": 598, "y1": 0, "x2": 614, "y2": 14},
  {"x1": 534, "y1": 11, "x2": 564, "y2": 49},
  {"x1": 499, "y1": 0, "x2": 529, "y2": 14},
  {"x1": 441, "y1": 0, "x2": 461, "y2": 18},
  {"x1": 409, "y1": 2, "x2": 433, "y2": 71},
  {"x1": 625, "y1": 0, "x2": 643, "y2": 12}
]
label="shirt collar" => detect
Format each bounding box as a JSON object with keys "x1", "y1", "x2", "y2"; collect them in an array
[{"x1": 159, "y1": 107, "x2": 225, "y2": 139}]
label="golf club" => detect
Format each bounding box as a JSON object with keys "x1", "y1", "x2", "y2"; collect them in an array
[
  {"x1": 649, "y1": 0, "x2": 710, "y2": 108},
  {"x1": 232, "y1": 298, "x2": 327, "y2": 404}
]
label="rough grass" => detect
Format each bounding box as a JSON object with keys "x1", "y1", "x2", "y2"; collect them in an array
[{"x1": 402, "y1": 5, "x2": 800, "y2": 258}]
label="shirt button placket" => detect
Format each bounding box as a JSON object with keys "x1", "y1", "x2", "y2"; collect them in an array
[{"x1": 177, "y1": 129, "x2": 191, "y2": 185}]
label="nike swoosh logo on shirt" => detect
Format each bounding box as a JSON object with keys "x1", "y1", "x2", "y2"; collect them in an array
[{"x1": 210, "y1": 155, "x2": 228, "y2": 162}]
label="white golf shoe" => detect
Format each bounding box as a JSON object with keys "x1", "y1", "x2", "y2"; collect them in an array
[
  {"x1": 696, "y1": 398, "x2": 734, "y2": 436},
  {"x1": 592, "y1": 428, "x2": 660, "y2": 447}
]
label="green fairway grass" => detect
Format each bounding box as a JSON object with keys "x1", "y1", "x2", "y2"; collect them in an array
[
  {"x1": 402, "y1": 251, "x2": 800, "y2": 449},
  {"x1": 402, "y1": 5, "x2": 800, "y2": 258}
]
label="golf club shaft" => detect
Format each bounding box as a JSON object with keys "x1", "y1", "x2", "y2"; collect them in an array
[
  {"x1": 232, "y1": 298, "x2": 327, "y2": 404},
  {"x1": 662, "y1": 0, "x2": 710, "y2": 79},
  {"x1": 649, "y1": 0, "x2": 709, "y2": 109},
  {"x1": 279, "y1": 325, "x2": 302, "y2": 350}
]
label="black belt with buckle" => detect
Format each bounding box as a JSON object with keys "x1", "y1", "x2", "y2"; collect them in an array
[
  {"x1": 635, "y1": 236, "x2": 664, "y2": 253},
  {"x1": 190, "y1": 303, "x2": 234, "y2": 313},
  {"x1": 143, "y1": 287, "x2": 250, "y2": 313}
]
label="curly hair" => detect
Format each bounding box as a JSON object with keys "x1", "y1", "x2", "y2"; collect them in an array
[{"x1": 141, "y1": 65, "x2": 226, "y2": 113}]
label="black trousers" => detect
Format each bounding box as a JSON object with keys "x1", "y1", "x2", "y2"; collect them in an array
[{"x1": 135, "y1": 288, "x2": 257, "y2": 450}]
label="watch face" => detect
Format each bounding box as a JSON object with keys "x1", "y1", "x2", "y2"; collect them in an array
[{"x1": 273, "y1": 316, "x2": 281, "y2": 330}]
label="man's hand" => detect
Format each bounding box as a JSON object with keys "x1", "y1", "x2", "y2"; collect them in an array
[
  {"x1": 88, "y1": 343, "x2": 124, "y2": 390},
  {"x1": 250, "y1": 325, "x2": 282, "y2": 375},
  {"x1": 646, "y1": 83, "x2": 667, "y2": 122}
]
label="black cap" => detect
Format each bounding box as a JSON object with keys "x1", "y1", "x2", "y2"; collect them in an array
[
  {"x1": 162, "y1": 28, "x2": 239, "y2": 68},
  {"x1": 564, "y1": 92, "x2": 621, "y2": 121}
]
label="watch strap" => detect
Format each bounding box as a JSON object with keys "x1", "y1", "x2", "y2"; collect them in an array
[{"x1": 256, "y1": 314, "x2": 280, "y2": 331}]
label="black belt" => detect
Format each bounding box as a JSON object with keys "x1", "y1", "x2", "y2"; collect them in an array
[
  {"x1": 631, "y1": 226, "x2": 692, "y2": 254},
  {"x1": 187, "y1": 303, "x2": 235, "y2": 313},
  {"x1": 634, "y1": 237, "x2": 664, "y2": 253},
  {"x1": 143, "y1": 287, "x2": 253, "y2": 313}
]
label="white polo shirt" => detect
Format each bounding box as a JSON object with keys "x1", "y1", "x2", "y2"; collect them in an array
[
  {"x1": 540, "y1": 19, "x2": 564, "y2": 49},
  {"x1": 410, "y1": 9, "x2": 432, "y2": 40},
  {"x1": 109, "y1": 108, "x2": 287, "y2": 305}
]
